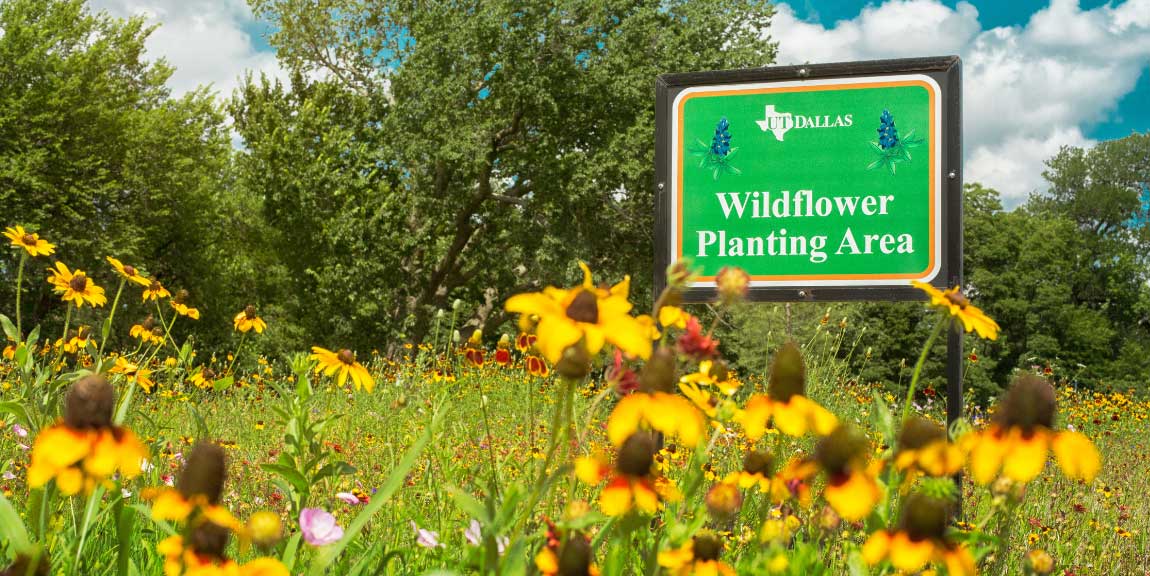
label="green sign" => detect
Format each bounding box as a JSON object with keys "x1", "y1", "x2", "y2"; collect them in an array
[{"x1": 667, "y1": 74, "x2": 943, "y2": 289}]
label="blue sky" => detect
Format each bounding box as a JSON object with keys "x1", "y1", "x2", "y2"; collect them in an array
[{"x1": 89, "y1": 0, "x2": 1150, "y2": 205}]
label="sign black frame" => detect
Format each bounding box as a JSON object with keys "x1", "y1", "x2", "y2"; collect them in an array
[{"x1": 654, "y1": 56, "x2": 963, "y2": 304}]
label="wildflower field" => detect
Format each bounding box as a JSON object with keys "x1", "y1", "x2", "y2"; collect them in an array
[{"x1": 1, "y1": 228, "x2": 1147, "y2": 576}]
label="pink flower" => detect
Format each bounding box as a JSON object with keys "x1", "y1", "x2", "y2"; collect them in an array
[
  {"x1": 411, "y1": 521, "x2": 443, "y2": 548},
  {"x1": 300, "y1": 508, "x2": 344, "y2": 546},
  {"x1": 336, "y1": 492, "x2": 360, "y2": 505},
  {"x1": 12, "y1": 424, "x2": 27, "y2": 438}
]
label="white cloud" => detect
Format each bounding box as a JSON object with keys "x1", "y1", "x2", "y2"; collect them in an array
[
  {"x1": 88, "y1": 0, "x2": 285, "y2": 99},
  {"x1": 767, "y1": 0, "x2": 1150, "y2": 205}
]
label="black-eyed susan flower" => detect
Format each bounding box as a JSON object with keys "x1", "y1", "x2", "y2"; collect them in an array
[
  {"x1": 149, "y1": 443, "x2": 241, "y2": 531},
  {"x1": 681, "y1": 359, "x2": 739, "y2": 396},
  {"x1": 309, "y1": 347, "x2": 374, "y2": 392},
  {"x1": 106, "y1": 256, "x2": 150, "y2": 287},
  {"x1": 4, "y1": 225, "x2": 55, "y2": 257},
  {"x1": 895, "y1": 416, "x2": 964, "y2": 479},
  {"x1": 130, "y1": 315, "x2": 164, "y2": 345},
  {"x1": 233, "y1": 305, "x2": 267, "y2": 334},
  {"x1": 657, "y1": 531, "x2": 736, "y2": 576},
  {"x1": 46, "y1": 262, "x2": 107, "y2": 308},
  {"x1": 607, "y1": 391, "x2": 706, "y2": 449},
  {"x1": 27, "y1": 376, "x2": 147, "y2": 496},
  {"x1": 170, "y1": 289, "x2": 201, "y2": 320},
  {"x1": 964, "y1": 374, "x2": 1100, "y2": 485},
  {"x1": 911, "y1": 281, "x2": 999, "y2": 340},
  {"x1": 188, "y1": 366, "x2": 218, "y2": 390},
  {"x1": 736, "y1": 343, "x2": 837, "y2": 439},
  {"x1": 111, "y1": 356, "x2": 156, "y2": 394},
  {"x1": 815, "y1": 425, "x2": 881, "y2": 522},
  {"x1": 56, "y1": 326, "x2": 95, "y2": 354},
  {"x1": 722, "y1": 450, "x2": 775, "y2": 493},
  {"x1": 504, "y1": 262, "x2": 651, "y2": 365},
  {"x1": 143, "y1": 279, "x2": 172, "y2": 302},
  {"x1": 862, "y1": 492, "x2": 976, "y2": 576}
]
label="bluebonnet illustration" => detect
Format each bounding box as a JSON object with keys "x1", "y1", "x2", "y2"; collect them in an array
[
  {"x1": 869, "y1": 109, "x2": 923, "y2": 174},
  {"x1": 693, "y1": 117, "x2": 741, "y2": 180}
]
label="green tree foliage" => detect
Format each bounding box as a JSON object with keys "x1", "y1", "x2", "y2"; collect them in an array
[
  {"x1": 0, "y1": 0, "x2": 239, "y2": 348},
  {"x1": 232, "y1": 0, "x2": 778, "y2": 352}
]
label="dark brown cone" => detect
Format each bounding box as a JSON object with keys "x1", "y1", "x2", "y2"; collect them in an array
[
  {"x1": 179, "y1": 442, "x2": 227, "y2": 505},
  {"x1": 897, "y1": 416, "x2": 946, "y2": 451},
  {"x1": 898, "y1": 492, "x2": 951, "y2": 542},
  {"x1": 639, "y1": 347, "x2": 677, "y2": 393},
  {"x1": 69, "y1": 273, "x2": 88, "y2": 292},
  {"x1": 616, "y1": 432, "x2": 657, "y2": 477},
  {"x1": 555, "y1": 344, "x2": 591, "y2": 380},
  {"x1": 815, "y1": 425, "x2": 867, "y2": 477},
  {"x1": 64, "y1": 376, "x2": 115, "y2": 430},
  {"x1": 565, "y1": 291, "x2": 599, "y2": 324},
  {"x1": 557, "y1": 535, "x2": 593, "y2": 576},
  {"x1": 188, "y1": 521, "x2": 230, "y2": 560},
  {"x1": 743, "y1": 450, "x2": 774, "y2": 476},
  {"x1": 995, "y1": 374, "x2": 1056, "y2": 433},
  {"x1": 768, "y1": 342, "x2": 806, "y2": 402},
  {"x1": 709, "y1": 359, "x2": 730, "y2": 383},
  {"x1": 692, "y1": 531, "x2": 723, "y2": 561}
]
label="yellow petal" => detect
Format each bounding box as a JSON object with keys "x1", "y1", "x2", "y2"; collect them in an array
[
  {"x1": 1002, "y1": 430, "x2": 1049, "y2": 484},
  {"x1": 599, "y1": 478, "x2": 633, "y2": 516},
  {"x1": 825, "y1": 471, "x2": 879, "y2": 521},
  {"x1": 534, "y1": 316, "x2": 584, "y2": 365},
  {"x1": 861, "y1": 531, "x2": 891, "y2": 565},
  {"x1": 1052, "y1": 431, "x2": 1101, "y2": 483},
  {"x1": 889, "y1": 532, "x2": 934, "y2": 572},
  {"x1": 967, "y1": 431, "x2": 1007, "y2": 484},
  {"x1": 607, "y1": 394, "x2": 648, "y2": 447}
]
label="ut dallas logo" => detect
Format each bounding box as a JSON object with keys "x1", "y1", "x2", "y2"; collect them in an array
[{"x1": 755, "y1": 104, "x2": 853, "y2": 142}]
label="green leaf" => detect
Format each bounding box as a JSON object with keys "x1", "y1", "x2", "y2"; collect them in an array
[
  {"x1": 445, "y1": 485, "x2": 490, "y2": 524},
  {"x1": 0, "y1": 314, "x2": 17, "y2": 341},
  {"x1": 26, "y1": 325, "x2": 40, "y2": 349},
  {"x1": 313, "y1": 461, "x2": 357, "y2": 482},
  {"x1": 308, "y1": 404, "x2": 444, "y2": 576},
  {"x1": 281, "y1": 532, "x2": 302, "y2": 571},
  {"x1": 261, "y1": 463, "x2": 310, "y2": 494},
  {"x1": 0, "y1": 490, "x2": 32, "y2": 553},
  {"x1": 101, "y1": 316, "x2": 113, "y2": 343},
  {"x1": 212, "y1": 375, "x2": 234, "y2": 391},
  {"x1": 0, "y1": 401, "x2": 31, "y2": 427}
]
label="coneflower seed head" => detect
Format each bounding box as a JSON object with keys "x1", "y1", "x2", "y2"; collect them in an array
[
  {"x1": 64, "y1": 376, "x2": 115, "y2": 430},
  {"x1": 179, "y1": 442, "x2": 227, "y2": 505}
]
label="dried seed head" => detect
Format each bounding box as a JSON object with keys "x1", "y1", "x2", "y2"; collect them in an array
[
  {"x1": 564, "y1": 290, "x2": 599, "y2": 324},
  {"x1": 768, "y1": 342, "x2": 806, "y2": 402},
  {"x1": 64, "y1": 376, "x2": 115, "y2": 430},
  {"x1": 639, "y1": 347, "x2": 677, "y2": 393},
  {"x1": 188, "y1": 521, "x2": 230, "y2": 560},
  {"x1": 692, "y1": 531, "x2": 723, "y2": 561},
  {"x1": 337, "y1": 349, "x2": 355, "y2": 365},
  {"x1": 555, "y1": 344, "x2": 591, "y2": 380},
  {"x1": 616, "y1": 431, "x2": 657, "y2": 477},
  {"x1": 897, "y1": 417, "x2": 946, "y2": 452},
  {"x1": 898, "y1": 492, "x2": 951, "y2": 542},
  {"x1": 815, "y1": 425, "x2": 867, "y2": 477},
  {"x1": 557, "y1": 535, "x2": 593, "y2": 576},
  {"x1": 179, "y1": 442, "x2": 227, "y2": 505},
  {"x1": 996, "y1": 374, "x2": 1056, "y2": 432},
  {"x1": 742, "y1": 450, "x2": 774, "y2": 477}
]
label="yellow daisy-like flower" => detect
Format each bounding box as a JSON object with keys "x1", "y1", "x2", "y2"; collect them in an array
[
  {"x1": 170, "y1": 290, "x2": 201, "y2": 320},
  {"x1": 130, "y1": 315, "x2": 164, "y2": 345},
  {"x1": 157, "y1": 534, "x2": 288, "y2": 576},
  {"x1": 46, "y1": 262, "x2": 107, "y2": 308},
  {"x1": 680, "y1": 360, "x2": 739, "y2": 396},
  {"x1": 504, "y1": 262, "x2": 651, "y2": 365},
  {"x1": 233, "y1": 305, "x2": 267, "y2": 334},
  {"x1": 188, "y1": 366, "x2": 219, "y2": 390},
  {"x1": 606, "y1": 392, "x2": 706, "y2": 448},
  {"x1": 815, "y1": 426, "x2": 881, "y2": 522},
  {"x1": 150, "y1": 489, "x2": 241, "y2": 531},
  {"x1": 911, "y1": 281, "x2": 999, "y2": 340},
  {"x1": 27, "y1": 377, "x2": 147, "y2": 496},
  {"x1": 736, "y1": 342, "x2": 837, "y2": 439},
  {"x1": 309, "y1": 346, "x2": 374, "y2": 392},
  {"x1": 895, "y1": 417, "x2": 965, "y2": 479},
  {"x1": 721, "y1": 450, "x2": 777, "y2": 494},
  {"x1": 4, "y1": 225, "x2": 55, "y2": 257},
  {"x1": 106, "y1": 256, "x2": 151, "y2": 287},
  {"x1": 577, "y1": 433, "x2": 673, "y2": 516},
  {"x1": 657, "y1": 531, "x2": 736, "y2": 576},
  {"x1": 964, "y1": 374, "x2": 1100, "y2": 485},
  {"x1": 657, "y1": 305, "x2": 690, "y2": 330},
  {"x1": 111, "y1": 356, "x2": 156, "y2": 394},
  {"x1": 56, "y1": 326, "x2": 95, "y2": 355},
  {"x1": 143, "y1": 279, "x2": 172, "y2": 302},
  {"x1": 862, "y1": 492, "x2": 976, "y2": 576}
]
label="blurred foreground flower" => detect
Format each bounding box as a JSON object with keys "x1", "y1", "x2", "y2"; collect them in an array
[
  {"x1": 863, "y1": 491, "x2": 975, "y2": 576},
  {"x1": 737, "y1": 343, "x2": 837, "y2": 439},
  {"x1": 300, "y1": 507, "x2": 344, "y2": 546},
  {"x1": 658, "y1": 530, "x2": 735, "y2": 575}
]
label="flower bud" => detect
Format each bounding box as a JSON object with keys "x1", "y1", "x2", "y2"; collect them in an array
[
  {"x1": 64, "y1": 375, "x2": 115, "y2": 430},
  {"x1": 996, "y1": 374, "x2": 1055, "y2": 433},
  {"x1": 768, "y1": 342, "x2": 806, "y2": 402},
  {"x1": 555, "y1": 344, "x2": 591, "y2": 380},
  {"x1": 247, "y1": 511, "x2": 283, "y2": 548},
  {"x1": 715, "y1": 266, "x2": 750, "y2": 305},
  {"x1": 179, "y1": 442, "x2": 227, "y2": 505},
  {"x1": 705, "y1": 483, "x2": 742, "y2": 522},
  {"x1": 665, "y1": 260, "x2": 696, "y2": 289},
  {"x1": 639, "y1": 347, "x2": 677, "y2": 393}
]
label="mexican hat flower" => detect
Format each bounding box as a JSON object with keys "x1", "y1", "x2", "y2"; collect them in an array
[
  {"x1": 815, "y1": 425, "x2": 881, "y2": 522},
  {"x1": 106, "y1": 256, "x2": 151, "y2": 287},
  {"x1": 895, "y1": 416, "x2": 964, "y2": 479},
  {"x1": 576, "y1": 432, "x2": 679, "y2": 516},
  {"x1": 46, "y1": 262, "x2": 107, "y2": 308},
  {"x1": 27, "y1": 376, "x2": 147, "y2": 496},
  {"x1": 5, "y1": 225, "x2": 55, "y2": 257},
  {"x1": 657, "y1": 531, "x2": 736, "y2": 576},
  {"x1": 607, "y1": 391, "x2": 706, "y2": 449},
  {"x1": 143, "y1": 279, "x2": 172, "y2": 302},
  {"x1": 964, "y1": 374, "x2": 1100, "y2": 485},
  {"x1": 504, "y1": 262, "x2": 651, "y2": 365},
  {"x1": 170, "y1": 290, "x2": 201, "y2": 320},
  {"x1": 149, "y1": 442, "x2": 241, "y2": 532},
  {"x1": 862, "y1": 491, "x2": 976, "y2": 576},
  {"x1": 233, "y1": 305, "x2": 267, "y2": 334},
  {"x1": 736, "y1": 343, "x2": 837, "y2": 439},
  {"x1": 534, "y1": 525, "x2": 598, "y2": 576},
  {"x1": 912, "y1": 281, "x2": 999, "y2": 340},
  {"x1": 157, "y1": 530, "x2": 289, "y2": 576},
  {"x1": 310, "y1": 346, "x2": 374, "y2": 392}
]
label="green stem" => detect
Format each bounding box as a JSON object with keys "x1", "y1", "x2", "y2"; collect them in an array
[
  {"x1": 227, "y1": 331, "x2": 248, "y2": 375},
  {"x1": 74, "y1": 485, "x2": 105, "y2": 567},
  {"x1": 97, "y1": 279, "x2": 126, "y2": 371},
  {"x1": 516, "y1": 377, "x2": 575, "y2": 533},
  {"x1": 901, "y1": 315, "x2": 948, "y2": 424},
  {"x1": 153, "y1": 301, "x2": 180, "y2": 355},
  {"x1": 14, "y1": 253, "x2": 26, "y2": 340}
]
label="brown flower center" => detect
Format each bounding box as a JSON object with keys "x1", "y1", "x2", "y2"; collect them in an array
[
  {"x1": 899, "y1": 492, "x2": 951, "y2": 542},
  {"x1": 69, "y1": 273, "x2": 88, "y2": 292},
  {"x1": 64, "y1": 376, "x2": 115, "y2": 429},
  {"x1": 123, "y1": 264, "x2": 136, "y2": 276},
  {"x1": 203, "y1": 368, "x2": 216, "y2": 380},
  {"x1": 996, "y1": 374, "x2": 1056, "y2": 433},
  {"x1": 143, "y1": 315, "x2": 155, "y2": 330},
  {"x1": 742, "y1": 450, "x2": 774, "y2": 476},
  {"x1": 557, "y1": 536, "x2": 593, "y2": 576},
  {"x1": 898, "y1": 417, "x2": 946, "y2": 451},
  {"x1": 944, "y1": 290, "x2": 969, "y2": 309},
  {"x1": 179, "y1": 442, "x2": 227, "y2": 505},
  {"x1": 174, "y1": 289, "x2": 189, "y2": 304},
  {"x1": 768, "y1": 342, "x2": 806, "y2": 402},
  {"x1": 565, "y1": 290, "x2": 599, "y2": 324},
  {"x1": 692, "y1": 532, "x2": 723, "y2": 562},
  {"x1": 244, "y1": 305, "x2": 257, "y2": 319},
  {"x1": 337, "y1": 349, "x2": 356, "y2": 365},
  {"x1": 616, "y1": 431, "x2": 657, "y2": 477},
  {"x1": 149, "y1": 280, "x2": 163, "y2": 292},
  {"x1": 21, "y1": 233, "x2": 36, "y2": 245},
  {"x1": 816, "y1": 425, "x2": 867, "y2": 477}
]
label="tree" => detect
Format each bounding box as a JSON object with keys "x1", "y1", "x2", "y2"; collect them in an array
[{"x1": 233, "y1": 0, "x2": 778, "y2": 352}]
